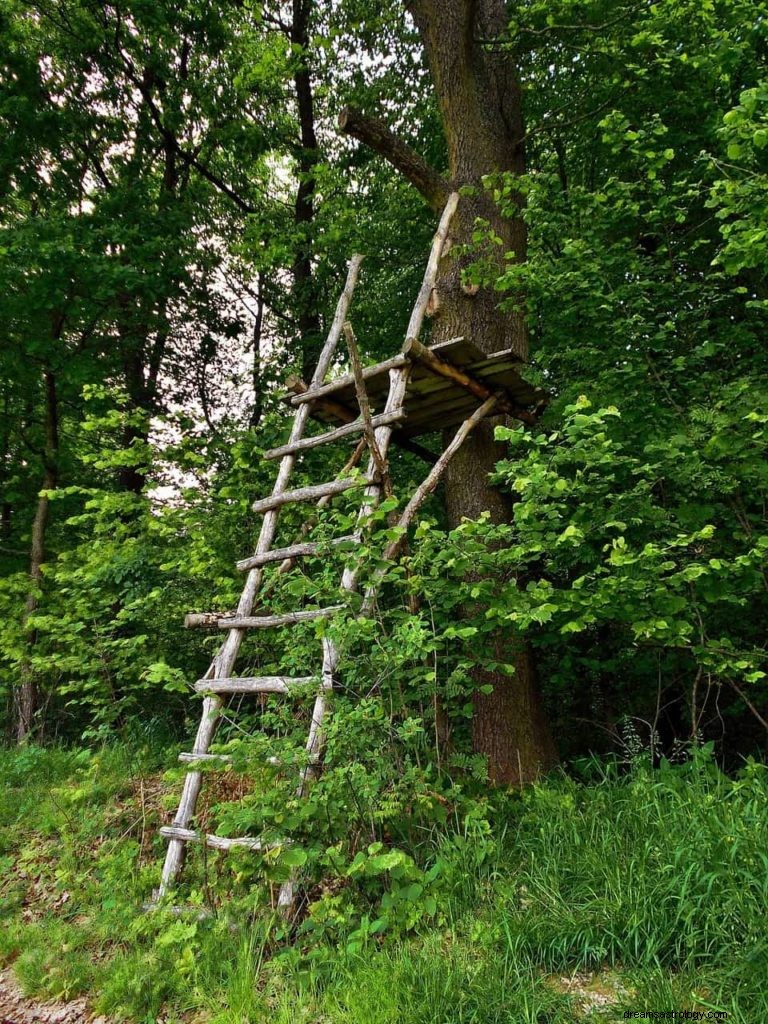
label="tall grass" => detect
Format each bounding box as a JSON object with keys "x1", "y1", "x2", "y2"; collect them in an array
[{"x1": 1, "y1": 744, "x2": 766, "y2": 1022}]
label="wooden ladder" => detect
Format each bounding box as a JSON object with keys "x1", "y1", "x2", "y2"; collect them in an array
[{"x1": 155, "y1": 193, "x2": 499, "y2": 912}]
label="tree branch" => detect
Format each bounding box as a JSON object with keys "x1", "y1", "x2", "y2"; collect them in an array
[{"x1": 338, "y1": 106, "x2": 448, "y2": 212}]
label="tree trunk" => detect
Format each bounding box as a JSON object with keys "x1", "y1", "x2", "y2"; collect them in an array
[
  {"x1": 291, "y1": 0, "x2": 324, "y2": 382},
  {"x1": 250, "y1": 272, "x2": 265, "y2": 428},
  {"x1": 341, "y1": 0, "x2": 557, "y2": 782},
  {"x1": 17, "y1": 368, "x2": 59, "y2": 742}
]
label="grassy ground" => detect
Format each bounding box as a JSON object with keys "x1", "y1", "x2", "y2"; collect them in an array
[{"x1": 1, "y1": 741, "x2": 766, "y2": 1023}]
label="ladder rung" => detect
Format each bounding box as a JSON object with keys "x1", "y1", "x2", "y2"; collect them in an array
[
  {"x1": 264, "y1": 409, "x2": 406, "y2": 460},
  {"x1": 143, "y1": 900, "x2": 213, "y2": 918},
  {"x1": 184, "y1": 613, "x2": 229, "y2": 628},
  {"x1": 220, "y1": 607, "x2": 343, "y2": 629},
  {"x1": 178, "y1": 752, "x2": 233, "y2": 764},
  {"x1": 252, "y1": 476, "x2": 369, "y2": 514},
  {"x1": 159, "y1": 826, "x2": 278, "y2": 852},
  {"x1": 288, "y1": 353, "x2": 409, "y2": 406},
  {"x1": 193, "y1": 676, "x2": 317, "y2": 695},
  {"x1": 184, "y1": 606, "x2": 343, "y2": 630},
  {"x1": 178, "y1": 751, "x2": 317, "y2": 768},
  {"x1": 236, "y1": 535, "x2": 357, "y2": 572}
]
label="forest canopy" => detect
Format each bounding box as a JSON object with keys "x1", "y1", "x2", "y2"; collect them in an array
[
  {"x1": 1, "y1": 0, "x2": 765, "y2": 767},
  {"x1": 1, "y1": 1, "x2": 767, "y2": 1021}
]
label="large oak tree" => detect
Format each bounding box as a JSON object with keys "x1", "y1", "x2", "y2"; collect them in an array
[{"x1": 341, "y1": 0, "x2": 557, "y2": 782}]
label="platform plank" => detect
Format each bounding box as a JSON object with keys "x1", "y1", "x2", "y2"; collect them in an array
[{"x1": 287, "y1": 337, "x2": 543, "y2": 438}]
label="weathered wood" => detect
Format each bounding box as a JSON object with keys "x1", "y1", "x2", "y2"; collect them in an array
[
  {"x1": 402, "y1": 336, "x2": 538, "y2": 425},
  {"x1": 289, "y1": 353, "x2": 408, "y2": 406},
  {"x1": 293, "y1": 337, "x2": 468, "y2": 408},
  {"x1": 253, "y1": 444, "x2": 367, "y2": 588},
  {"x1": 403, "y1": 336, "x2": 494, "y2": 402},
  {"x1": 312, "y1": 255, "x2": 365, "y2": 386},
  {"x1": 217, "y1": 606, "x2": 343, "y2": 629},
  {"x1": 184, "y1": 607, "x2": 342, "y2": 630},
  {"x1": 277, "y1": 198, "x2": 457, "y2": 918},
  {"x1": 159, "y1": 826, "x2": 275, "y2": 852},
  {"x1": 360, "y1": 396, "x2": 500, "y2": 618},
  {"x1": 251, "y1": 475, "x2": 368, "y2": 514},
  {"x1": 178, "y1": 752, "x2": 233, "y2": 764},
  {"x1": 406, "y1": 192, "x2": 459, "y2": 343},
  {"x1": 158, "y1": 255, "x2": 364, "y2": 899},
  {"x1": 286, "y1": 376, "x2": 359, "y2": 423},
  {"x1": 344, "y1": 321, "x2": 390, "y2": 490},
  {"x1": 277, "y1": 364, "x2": 411, "y2": 918},
  {"x1": 236, "y1": 535, "x2": 358, "y2": 572},
  {"x1": 294, "y1": 334, "x2": 543, "y2": 439},
  {"x1": 193, "y1": 676, "x2": 317, "y2": 694},
  {"x1": 184, "y1": 613, "x2": 227, "y2": 628},
  {"x1": 264, "y1": 409, "x2": 406, "y2": 460},
  {"x1": 387, "y1": 396, "x2": 499, "y2": 560},
  {"x1": 179, "y1": 751, "x2": 284, "y2": 767}
]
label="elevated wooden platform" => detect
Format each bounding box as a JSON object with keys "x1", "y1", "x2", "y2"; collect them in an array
[
  {"x1": 286, "y1": 336, "x2": 546, "y2": 439},
  {"x1": 157, "y1": 196, "x2": 548, "y2": 916}
]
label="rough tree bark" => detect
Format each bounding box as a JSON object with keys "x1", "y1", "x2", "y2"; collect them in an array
[
  {"x1": 291, "y1": 0, "x2": 324, "y2": 382},
  {"x1": 340, "y1": 0, "x2": 557, "y2": 783},
  {"x1": 17, "y1": 364, "x2": 59, "y2": 742}
]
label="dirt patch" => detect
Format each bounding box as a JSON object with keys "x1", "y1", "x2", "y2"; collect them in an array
[
  {"x1": 547, "y1": 970, "x2": 632, "y2": 1016},
  {"x1": 0, "y1": 968, "x2": 107, "y2": 1024}
]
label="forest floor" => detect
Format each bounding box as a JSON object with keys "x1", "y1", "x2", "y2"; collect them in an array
[
  {"x1": 1, "y1": 742, "x2": 765, "y2": 1023},
  {"x1": 0, "y1": 967, "x2": 102, "y2": 1024}
]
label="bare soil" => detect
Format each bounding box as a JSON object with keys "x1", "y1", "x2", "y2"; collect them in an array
[{"x1": 0, "y1": 969, "x2": 107, "y2": 1024}]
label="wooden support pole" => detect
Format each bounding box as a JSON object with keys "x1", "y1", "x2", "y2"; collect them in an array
[
  {"x1": 383, "y1": 395, "x2": 499, "y2": 560},
  {"x1": 343, "y1": 321, "x2": 390, "y2": 493},
  {"x1": 359, "y1": 396, "x2": 499, "y2": 620}
]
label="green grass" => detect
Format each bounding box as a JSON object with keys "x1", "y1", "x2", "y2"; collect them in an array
[{"x1": 1, "y1": 742, "x2": 766, "y2": 1022}]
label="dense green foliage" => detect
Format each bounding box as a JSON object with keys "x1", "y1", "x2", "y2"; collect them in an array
[
  {"x1": 1, "y1": 0, "x2": 767, "y2": 1018},
  {"x1": 1, "y1": 743, "x2": 766, "y2": 1021},
  {"x1": 1, "y1": 0, "x2": 765, "y2": 757}
]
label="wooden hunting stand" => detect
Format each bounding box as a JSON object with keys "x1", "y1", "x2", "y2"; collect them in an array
[{"x1": 154, "y1": 194, "x2": 545, "y2": 915}]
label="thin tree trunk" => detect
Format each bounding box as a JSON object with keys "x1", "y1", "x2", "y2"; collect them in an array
[
  {"x1": 17, "y1": 368, "x2": 59, "y2": 743},
  {"x1": 0, "y1": 386, "x2": 12, "y2": 541},
  {"x1": 291, "y1": 0, "x2": 323, "y2": 381},
  {"x1": 250, "y1": 272, "x2": 265, "y2": 428}
]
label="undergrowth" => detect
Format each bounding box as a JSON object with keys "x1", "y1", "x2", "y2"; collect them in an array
[{"x1": 1, "y1": 741, "x2": 766, "y2": 1022}]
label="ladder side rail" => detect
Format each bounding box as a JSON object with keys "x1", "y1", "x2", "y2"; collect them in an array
[
  {"x1": 310, "y1": 254, "x2": 364, "y2": 388},
  {"x1": 405, "y1": 192, "x2": 459, "y2": 344},
  {"x1": 302, "y1": 368, "x2": 411, "y2": 768}
]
